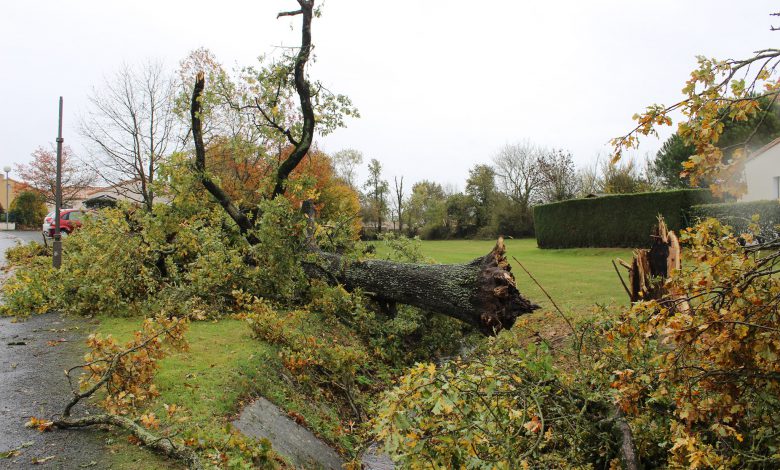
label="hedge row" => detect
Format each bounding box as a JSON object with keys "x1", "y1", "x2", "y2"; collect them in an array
[
  {"x1": 690, "y1": 200, "x2": 780, "y2": 238},
  {"x1": 533, "y1": 189, "x2": 713, "y2": 248}
]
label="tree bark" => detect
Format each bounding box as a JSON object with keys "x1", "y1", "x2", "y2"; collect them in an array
[
  {"x1": 305, "y1": 238, "x2": 539, "y2": 335},
  {"x1": 615, "y1": 216, "x2": 690, "y2": 312}
]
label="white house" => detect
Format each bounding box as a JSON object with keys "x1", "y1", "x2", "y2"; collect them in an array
[{"x1": 743, "y1": 137, "x2": 780, "y2": 201}]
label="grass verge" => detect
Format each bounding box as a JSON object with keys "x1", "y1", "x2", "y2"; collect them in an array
[{"x1": 95, "y1": 316, "x2": 358, "y2": 468}]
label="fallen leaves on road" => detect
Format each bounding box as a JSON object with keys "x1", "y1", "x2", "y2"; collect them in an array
[
  {"x1": 25, "y1": 417, "x2": 54, "y2": 432},
  {"x1": 0, "y1": 441, "x2": 33, "y2": 459}
]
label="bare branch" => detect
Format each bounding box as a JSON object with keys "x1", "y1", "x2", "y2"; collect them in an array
[
  {"x1": 277, "y1": 9, "x2": 303, "y2": 18},
  {"x1": 272, "y1": 0, "x2": 316, "y2": 198},
  {"x1": 191, "y1": 72, "x2": 258, "y2": 243}
]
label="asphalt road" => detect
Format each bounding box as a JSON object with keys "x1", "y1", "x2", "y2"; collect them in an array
[
  {"x1": 0, "y1": 231, "x2": 117, "y2": 469},
  {"x1": 0, "y1": 314, "x2": 115, "y2": 469}
]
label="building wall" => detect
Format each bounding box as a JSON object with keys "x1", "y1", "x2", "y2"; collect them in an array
[
  {"x1": 0, "y1": 175, "x2": 23, "y2": 212},
  {"x1": 743, "y1": 148, "x2": 780, "y2": 201}
]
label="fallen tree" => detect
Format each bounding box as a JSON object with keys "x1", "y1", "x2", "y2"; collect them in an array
[{"x1": 189, "y1": 0, "x2": 538, "y2": 334}]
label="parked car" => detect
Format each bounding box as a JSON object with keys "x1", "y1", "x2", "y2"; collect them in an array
[{"x1": 42, "y1": 209, "x2": 89, "y2": 238}]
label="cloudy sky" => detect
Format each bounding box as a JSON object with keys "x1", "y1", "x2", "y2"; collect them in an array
[{"x1": 1, "y1": 1, "x2": 777, "y2": 189}]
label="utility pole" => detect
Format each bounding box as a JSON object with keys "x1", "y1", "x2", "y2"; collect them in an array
[
  {"x1": 53, "y1": 97, "x2": 63, "y2": 269},
  {"x1": 3, "y1": 166, "x2": 10, "y2": 228}
]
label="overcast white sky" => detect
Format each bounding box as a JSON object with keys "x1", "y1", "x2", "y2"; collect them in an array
[{"x1": 1, "y1": 1, "x2": 777, "y2": 190}]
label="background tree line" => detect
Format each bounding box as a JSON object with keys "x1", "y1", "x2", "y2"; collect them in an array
[
  {"x1": 351, "y1": 142, "x2": 661, "y2": 240},
  {"x1": 14, "y1": 52, "x2": 780, "y2": 240}
]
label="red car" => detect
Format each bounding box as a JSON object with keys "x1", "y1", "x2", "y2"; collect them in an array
[{"x1": 42, "y1": 209, "x2": 88, "y2": 237}]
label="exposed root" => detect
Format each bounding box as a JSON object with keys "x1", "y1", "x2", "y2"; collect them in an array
[{"x1": 474, "y1": 237, "x2": 540, "y2": 334}]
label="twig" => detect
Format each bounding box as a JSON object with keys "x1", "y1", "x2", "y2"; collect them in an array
[
  {"x1": 512, "y1": 256, "x2": 581, "y2": 363},
  {"x1": 52, "y1": 318, "x2": 199, "y2": 468},
  {"x1": 612, "y1": 259, "x2": 632, "y2": 300}
]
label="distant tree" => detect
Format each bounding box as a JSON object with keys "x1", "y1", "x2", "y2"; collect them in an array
[
  {"x1": 651, "y1": 95, "x2": 780, "y2": 188},
  {"x1": 445, "y1": 193, "x2": 474, "y2": 238},
  {"x1": 82, "y1": 61, "x2": 181, "y2": 210},
  {"x1": 331, "y1": 149, "x2": 363, "y2": 189},
  {"x1": 539, "y1": 149, "x2": 579, "y2": 202},
  {"x1": 406, "y1": 180, "x2": 447, "y2": 236},
  {"x1": 392, "y1": 176, "x2": 404, "y2": 232},
  {"x1": 465, "y1": 164, "x2": 496, "y2": 229},
  {"x1": 652, "y1": 134, "x2": 697, "y2": 188},
  {"x1": 16, "y1": 145, "x2": 95, "y2": 207},
  {"x1": 490, "y1": 193, "x2": 534, "y2": 238},
  {"x1": 290, "y1": 149, "x2": 362, "y2": 240},
  {"x1": 492, "y1": 142, "x2": 547, "y2": 210},
  {"x1": 602, "y1": 158, "x2": 651, "y2": 194},
  {"x1": 362, "y1": 158, "x2": 389, "y2": 233},
  {"x1": 10, "y1": 191, "x2": 48, "y2": 226},
  {"x1": 575, "y1": 157, "x2": 604, "y2": 197}
]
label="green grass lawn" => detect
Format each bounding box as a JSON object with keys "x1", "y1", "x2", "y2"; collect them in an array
[
  {"x1": 96, "y1": 317, "x2": 358, "y2": 468},
  {"x1": 374, "y1": 238, "x2": 633, "y2": 320}
]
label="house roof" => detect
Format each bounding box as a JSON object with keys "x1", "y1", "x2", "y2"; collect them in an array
[{"x1": 746, "y1": 136, "x2": 780, "y2": 162}]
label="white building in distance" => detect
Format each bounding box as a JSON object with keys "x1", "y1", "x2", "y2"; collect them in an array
[{"x1": 743, "y1": 137, "x2": 780, "y2": 201}]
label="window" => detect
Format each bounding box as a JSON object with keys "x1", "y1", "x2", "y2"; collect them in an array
[
  {"x1": 68, "y1": 211, "x2": 83, "y2": 222},
  {"x1": 775, "y1": 176, "x2": 780, "y2": 199}
]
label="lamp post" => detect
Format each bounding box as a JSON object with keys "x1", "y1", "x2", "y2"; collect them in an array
[
  {"x1": 3, "y1": 166, "x2": 9, "y2": 229},
  {"x1": 53, "y1": 97, "x2": 63, "y2": 268}
]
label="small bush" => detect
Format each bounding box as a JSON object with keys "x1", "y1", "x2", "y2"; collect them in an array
[
  {"x1": 10, "y1": 191, "x2": 48, "y2": 227},
  {"x1": 240, "y1": 292, "x2": 370, "y2": 401},
  {"x1": 533, "y1": 189, "x2": 713, "y2": 248},
  {"x1": 0, "y1": 257, "x2": 61, "y2": 316},
  {"x1": 5, "y1": 241, "x2": 48, "y2": 266}
]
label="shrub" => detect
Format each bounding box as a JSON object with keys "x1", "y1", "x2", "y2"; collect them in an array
[
  {"x1": 5, "y1": 241, "x2": 48, "y2": 266},
  {"x1": 240, "y1": 292, "x2": 371, "y2": 411},
  {"x1": 10, "y1": 190, "x2": 47, "y2": 227},
  {"x1": 690, "y1": 199, "x2": 780, "y2": 238},
  {"x1": 533, "y1": 189, "x2": 713, "y2": 248},
  {"x1": 0, "y1": 257, "x2": 62, "y2": 316},
  {"x1": 372, "y1": 338, "x2": 619, "y2": 468}
]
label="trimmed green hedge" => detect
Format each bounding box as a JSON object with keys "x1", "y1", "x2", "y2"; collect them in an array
[
  {"x1": 533, "y1": 189, "x2": 713, "y2": 248},
  {"x1": 690, "y1": 200, "x2": 780, "y2": 237}
]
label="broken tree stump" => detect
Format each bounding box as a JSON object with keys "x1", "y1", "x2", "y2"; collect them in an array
[{"x1": 614, "y1": 216, "x2": 689, "y2": 311}]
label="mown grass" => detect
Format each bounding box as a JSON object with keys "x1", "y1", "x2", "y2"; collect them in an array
[{"x1": 96, "y1": 317, "x2": 357, "y2": 468}]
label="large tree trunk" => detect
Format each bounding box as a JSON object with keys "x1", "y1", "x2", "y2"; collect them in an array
[{"x1": 306, "y1": 238, "x2": 539, "y2": 335}]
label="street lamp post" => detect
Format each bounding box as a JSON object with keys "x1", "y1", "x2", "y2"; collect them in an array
[
  {"x1": 53, "y1": 97, "x2": 63, "y2": 268},
  {"x1": 3, "y1": 166, "x2": 10, "y2": 228}
]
